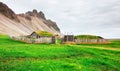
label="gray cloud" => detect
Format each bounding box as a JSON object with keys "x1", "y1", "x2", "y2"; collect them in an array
[{"x1": 0, "y1": 0, "x2": 120, "y2": 38}]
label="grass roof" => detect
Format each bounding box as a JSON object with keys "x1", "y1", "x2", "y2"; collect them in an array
[
  {"x1": 75, "y1": 35, "x2": 103, "y2": 39},
  {"x1": 35, "y1": 30, "x2": 54, "y2": 36}
]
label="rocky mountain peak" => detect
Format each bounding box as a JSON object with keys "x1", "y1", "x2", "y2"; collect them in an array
[
  {"x1": 0, "y1": 2, "x2": 20, "y2": 22},
  {"x1": 24, "y1": 9, "x2": 46, "y2": 20}
]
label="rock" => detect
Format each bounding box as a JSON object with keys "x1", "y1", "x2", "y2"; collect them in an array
[
  {"x1": 0, "y1": 2, "x2": 20, "y2": 22},
  {"x1": 43, "y1": 19, "x2": 60, "y2": 32},
  {"x1": 25, "y1": 15, "x2": 31, "y2": 20},
  {"x1": 32, "y1": 9, "x2": 38, "y2": 14},
  {"x1": 38, "y1": 11, "x2": 46, "y2": 20}
]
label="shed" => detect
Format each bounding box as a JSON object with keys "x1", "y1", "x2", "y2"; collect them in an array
[
  {"x1": 29, "y1": 31, "x2": 56, "y2": 44},
  {"x1": 63, "y1": 35, "x2": 74, "y2": 42}
]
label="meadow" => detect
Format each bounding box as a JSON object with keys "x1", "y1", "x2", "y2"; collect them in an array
[{"x1": 0, "y1": 35, "x2": 120, "y2": 71}]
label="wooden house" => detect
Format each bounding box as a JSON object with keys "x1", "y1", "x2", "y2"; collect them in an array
[
  {"x1": 62, "y1": 35, "x2": 110, "y2": 44},
  {"x1": 28, "y1": 31, "x2": 56, "y2": 44}
]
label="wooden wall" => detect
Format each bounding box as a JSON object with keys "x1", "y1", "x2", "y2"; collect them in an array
[
  {"x1": 75, "y1": 39, "x2": 110, "y2": 44},
  {"x1": 10, "y1": 36, "x2": 56, "y2": 44}
]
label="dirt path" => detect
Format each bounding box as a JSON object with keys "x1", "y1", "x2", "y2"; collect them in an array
[{"x1": 70, "y1": 45, "x2": 120, "y2": 51}]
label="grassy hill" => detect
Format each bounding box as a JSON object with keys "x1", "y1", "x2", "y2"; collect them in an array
[{"x1": 0, "y1": 35, "x2": 120, "y2": 71}]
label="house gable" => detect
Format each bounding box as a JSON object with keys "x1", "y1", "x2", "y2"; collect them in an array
[{"x1": 30, "y1": 32, "x2": 39, "y2": 38}]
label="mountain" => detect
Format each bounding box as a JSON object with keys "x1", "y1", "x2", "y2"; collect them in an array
[{"x1": 0, "y1": 2, "x2": 60, "y2": 36}]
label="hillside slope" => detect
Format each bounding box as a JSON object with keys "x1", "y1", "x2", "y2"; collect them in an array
[{"x1": 0, "y1": 2, "x2": 60, "y2": 36}]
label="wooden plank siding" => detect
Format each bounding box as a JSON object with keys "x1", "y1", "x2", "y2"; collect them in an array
[
  {"x1": 10, "y1": 36, "x2": 56, "y2": 44},
  {"x1": 75, "y1": 39, "x2": 110, "y2": 44}
]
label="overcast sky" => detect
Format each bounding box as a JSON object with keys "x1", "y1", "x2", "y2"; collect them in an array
[{"x1": 1, "y1": 0, "x2": 120, "y2": 38}]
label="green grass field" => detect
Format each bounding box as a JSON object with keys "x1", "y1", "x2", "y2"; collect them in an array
[{"x1": 0, "y1": 35, "x2": 120, "y2": 71}]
